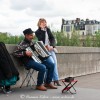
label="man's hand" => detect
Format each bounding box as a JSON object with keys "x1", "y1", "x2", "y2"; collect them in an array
[{"x1": 25, "y1": 51, "x2": 32, "y2": 57}]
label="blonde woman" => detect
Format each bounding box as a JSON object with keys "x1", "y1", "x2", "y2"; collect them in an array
[{"x1": 35, "y1": 18, "x2": 61, "y2": 86}]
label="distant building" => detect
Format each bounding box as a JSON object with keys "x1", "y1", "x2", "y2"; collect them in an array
[{"x1": 61, "y1": 18, "x2": 100, "y2": 37}]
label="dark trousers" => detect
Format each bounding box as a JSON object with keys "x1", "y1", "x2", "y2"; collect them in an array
[{"x1": 25, "y1": 57, "x2": 54, "y2": 86}]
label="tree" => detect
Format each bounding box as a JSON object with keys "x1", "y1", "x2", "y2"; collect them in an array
[
  {"x1": 70, "y1": 30, "x2": 80, "y2": 46},
  {"x1": 94, "y1": 31, "x2": 100, "y2": 47},
  {"x1": 84, "y1": 35, "x2": 92, "y2": 47}
]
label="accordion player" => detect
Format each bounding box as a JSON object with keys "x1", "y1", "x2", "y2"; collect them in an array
[{"x1": 26, "y1": 41, "x2": 50, "y2": 63}]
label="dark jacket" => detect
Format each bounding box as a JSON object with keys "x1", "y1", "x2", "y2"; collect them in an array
[
  {"x1": 35, "y1": 27, "x2": 56, "y2": 47},
  {"x1": 0, "y1": 42, "x2": 19, "y2": 81},
  {"x1": 0, "y1": 69, "x2": 5, "y2": 81},
  {"x1": 13, "y1": 38, "x2": 34, "y2": 65}
]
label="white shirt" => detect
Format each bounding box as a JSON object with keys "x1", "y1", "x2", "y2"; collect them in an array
[
  {"x1": 45, "y1": 31, "x2": 50, "y2": 46},
  {"x1": 41, "y1": 28, "x2": 50, "y2": 46}
]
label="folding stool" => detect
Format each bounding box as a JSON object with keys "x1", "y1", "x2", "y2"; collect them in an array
[
  {"x1": 20, "y1": 67, "x2": 36, "y2": 88},
  {"x1": 62, "y1": 77, "x2": 78, "y2": 94}
]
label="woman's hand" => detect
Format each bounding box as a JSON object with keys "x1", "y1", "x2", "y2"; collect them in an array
[
  {"x1": 53, "y1": 48, "x2": 58, "y2": 53},
  {"x1": 46, "y1": 45, "x2": 54, "y2": 51}
]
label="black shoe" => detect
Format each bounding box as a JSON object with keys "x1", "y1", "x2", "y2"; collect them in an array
[
  {"x1": 54, "y1": 81, "x2": 62, "y2": 86},
  {"x1": 3, "y1": 86, "x2": 12, "y2": 94}
]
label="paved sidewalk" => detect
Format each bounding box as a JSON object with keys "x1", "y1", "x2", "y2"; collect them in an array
[
  {"x1": 76, "y1": 72, "x2": 100, "y2": 90},
  {"x1": 0, "y1": 73, "x2": 100, "y2": 100}
]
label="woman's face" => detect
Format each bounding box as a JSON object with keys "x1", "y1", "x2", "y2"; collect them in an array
[{"x1": 39, "y1": 21, "x2": 47, "y2": 29}]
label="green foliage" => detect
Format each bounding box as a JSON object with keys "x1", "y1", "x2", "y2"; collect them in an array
[
  {"x1": 94, "y1": 31, "x2": 100, "y2": 47},
  {"x1": 53, "y1": 31, "x2": 100, "y2": 47},
  {"x1": 1, "y1": 31, "x2": 100, "y2": 47},
  {"x1": 0, "y1": 32, "x2": 38, "y2": 44},
  {"x1": 70, "y1": 30, "x2": 80, "y2": 46},
  {"x1": 84, "y1": 35, "x2": 92, "y2": 47},
  {"x1": 0, "y1": 32, "x2": 24, "y2": 44},
  {"x1": 53, "y1": 30, "x2": 80, "y2": 46},
  {"x1": 0, "y1": 32, "x2": 8, "y2": 43},
  {"x1": 53, "y1": 32, "x2": 70, "y2": 46}
]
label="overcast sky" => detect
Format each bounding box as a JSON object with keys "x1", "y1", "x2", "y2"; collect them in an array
[{"x1": 0, "y1": 0, "x2": 100, "y2": 35}]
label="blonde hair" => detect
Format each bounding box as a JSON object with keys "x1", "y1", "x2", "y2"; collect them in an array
[{"x1": 37, "y1": 18, "x2": 47, "y2": 27}]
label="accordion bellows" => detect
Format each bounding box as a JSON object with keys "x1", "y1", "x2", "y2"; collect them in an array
[{"x1": 26, "y1": 41, "x2": 50, "y2": 63}]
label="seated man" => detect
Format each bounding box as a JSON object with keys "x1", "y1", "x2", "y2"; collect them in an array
[{"x1": 14, "y1": 28, "x2": 57, "y2": 91}]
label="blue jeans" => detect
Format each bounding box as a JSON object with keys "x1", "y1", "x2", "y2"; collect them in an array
[
  {"x1": 48, "y1": 50, "x2": 59, "y2": 81},
  {"x1": 25, "y1": 57, "x2": 54, "y2": 86}
]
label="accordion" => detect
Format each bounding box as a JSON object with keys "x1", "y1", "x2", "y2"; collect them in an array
[{"x1": 26, "y1": 41, "x2": 50, "y2": 63}]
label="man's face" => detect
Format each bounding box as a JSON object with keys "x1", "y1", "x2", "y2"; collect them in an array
[{"x1": 25, "y1": 34, "x2": 34, "y2": 41}]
